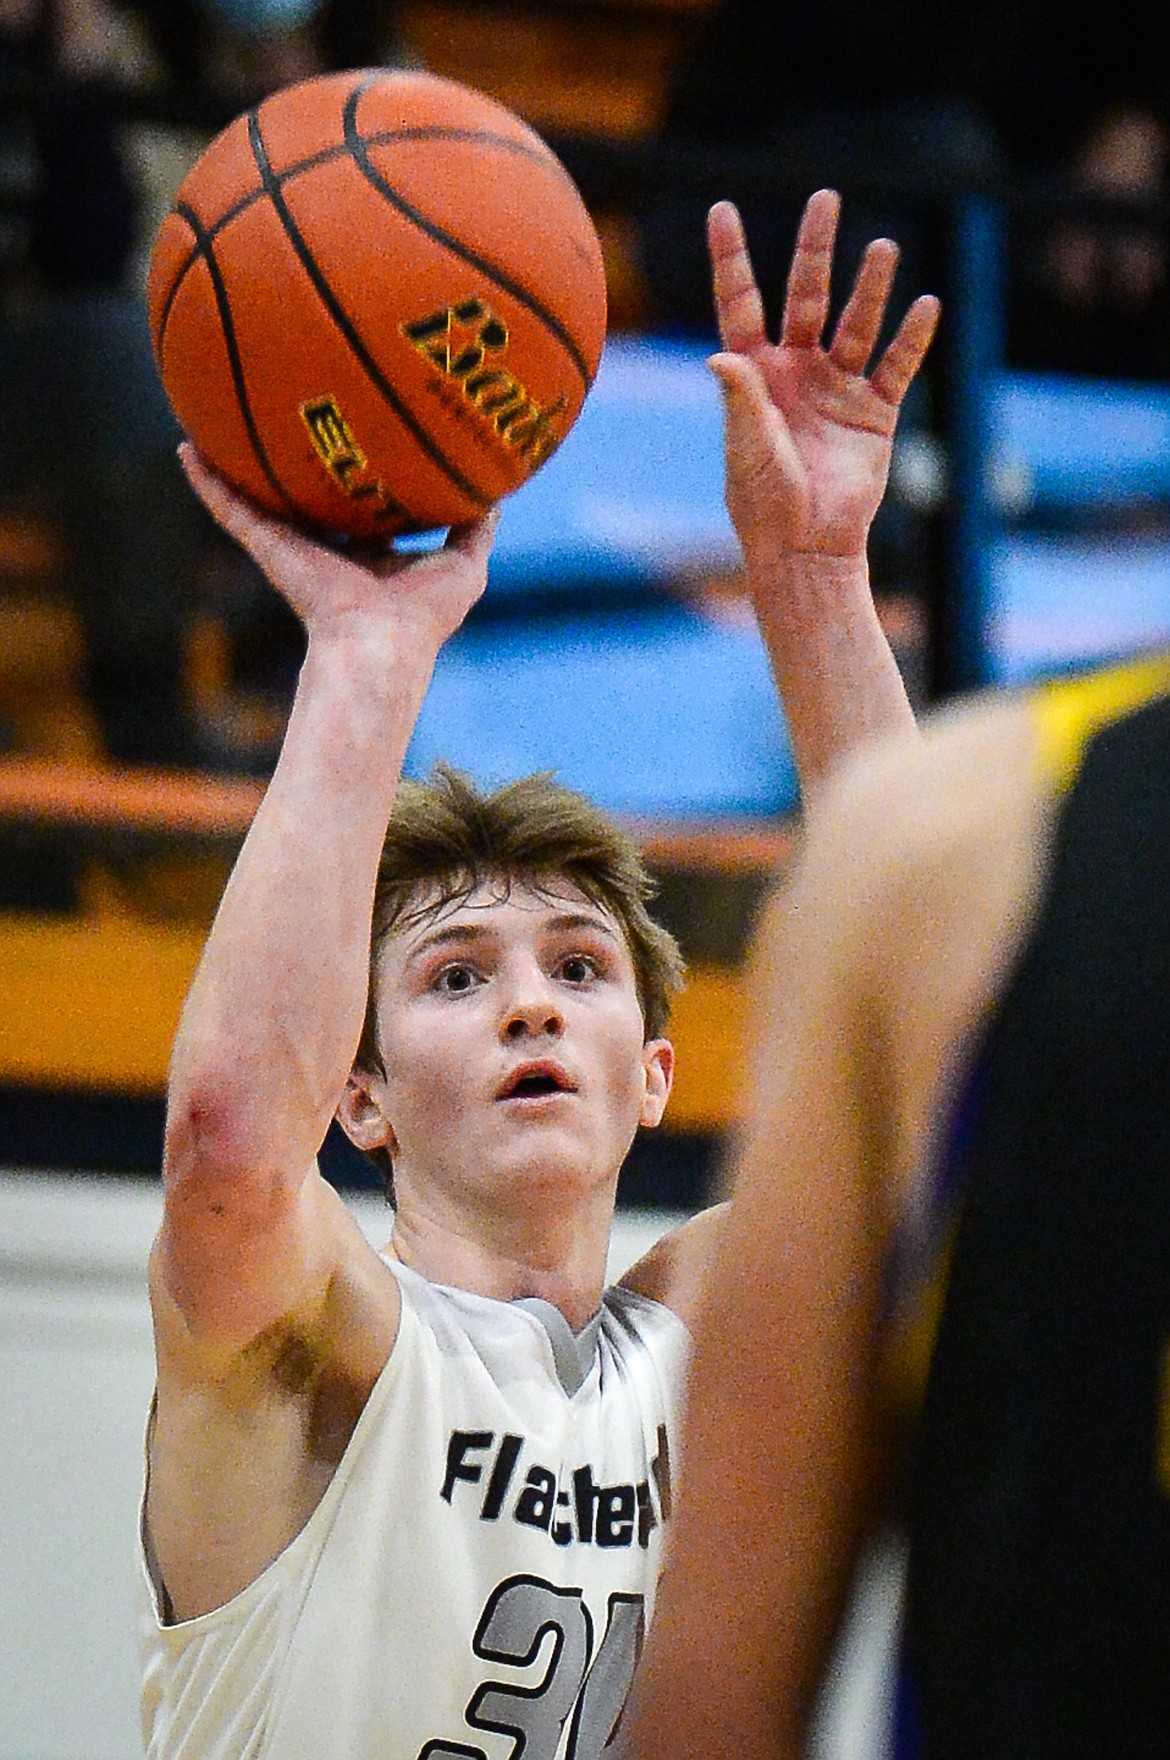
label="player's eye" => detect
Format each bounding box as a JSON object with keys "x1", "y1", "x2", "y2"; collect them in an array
[
  {"x1": 558, "y1": 953, "x2": 599, "y2": 985},
  {"x1": 435, "y1": 962, "x2": 481, "y2": 995}
]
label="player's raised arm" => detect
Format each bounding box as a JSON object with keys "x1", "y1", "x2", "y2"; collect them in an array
[
  {"x1": 709, "y1": 190, "x2": 939, "y2": 797},
  {"x1": 620, "y1": 196, "x2": 939, "y2": 1326},
  {"x1": 158, "y1": 449, "x2": 496, "y2": 1343}
]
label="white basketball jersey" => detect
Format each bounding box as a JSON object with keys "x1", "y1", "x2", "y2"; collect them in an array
[{"x1": 139, "y1": 1260, "x2": 691, "y2": 1760}]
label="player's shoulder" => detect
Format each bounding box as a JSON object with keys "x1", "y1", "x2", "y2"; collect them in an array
[
  {"x1": 615, "y1": 1204, "x2": 729, "y2": 1338},
  {"x1": 822, "y1": 650, "x2": 1170, "y2": 891},
  {"x1": 819, "y1": 653, "x2": 1170, "y2": 936}
]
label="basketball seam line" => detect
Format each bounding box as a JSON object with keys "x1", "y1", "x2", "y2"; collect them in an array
[
  {"x1": 170, "y1": 200, "x2": 302, "y2": 518},
  {"x1": 343, "y1": 80, "x2": 594, "y2": 392},
  {"x1": 155, "y1": 127, "x2": 564, "y2": 334},
  {"x1": 247, "y1": 104, "x2": 491, "y2": 512}
]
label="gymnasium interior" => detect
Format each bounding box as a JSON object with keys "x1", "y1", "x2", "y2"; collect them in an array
[{"x1": 4, "y1": 2, "x2": 1170, "y2": 1755}]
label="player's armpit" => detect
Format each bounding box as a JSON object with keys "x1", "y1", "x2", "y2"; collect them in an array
[
  {"x1": 146, "y1": 1179, "x2": 402, "y2": 1622},
  {"x1": 151, "y1": 1162, "x2": 400, "y2": 1377}
]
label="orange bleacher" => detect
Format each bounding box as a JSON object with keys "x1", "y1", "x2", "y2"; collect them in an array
[{"x1": 0, "y1": 752, "x2": 791, "y2": 1129}]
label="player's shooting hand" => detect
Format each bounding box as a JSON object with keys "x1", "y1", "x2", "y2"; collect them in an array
[
  {"x1": 179, "y1": 443, "x2": 496, "y2": 653},
  {"x1": 708, "y1": 191, "x2": 940, "y2": 569}
]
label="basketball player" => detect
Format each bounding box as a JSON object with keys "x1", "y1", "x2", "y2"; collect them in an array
[
  {"x1": 138, "y1": 190, "x2": 938, "y2": 1759},
  {"x1": 622, "y1": 652, "x2": 1170, "y2": 1760}
]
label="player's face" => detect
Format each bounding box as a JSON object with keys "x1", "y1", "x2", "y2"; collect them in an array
[{"x1": 361, "y1": 879, "x2": 673, "y2": 1215}]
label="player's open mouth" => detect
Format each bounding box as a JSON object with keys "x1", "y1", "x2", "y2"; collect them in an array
[{"x1": 496, "y1": 1062, "x2": 577, "y2": 1101}]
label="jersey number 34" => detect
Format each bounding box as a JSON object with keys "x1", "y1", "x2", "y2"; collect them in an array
[{"x1": 419, "y1": 1573, "x2": 644, "y2": 1760}]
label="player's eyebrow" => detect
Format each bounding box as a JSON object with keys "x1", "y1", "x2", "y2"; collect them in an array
[
  {"x1": 542, "y1": 912, "x2": 620, "y2": 943},
  {"x1": 403, "y1": 921, "x2": 492, "y2": 965},
  {"x1": 403, "y1": 908, "x2": 619, "y2": 967}
]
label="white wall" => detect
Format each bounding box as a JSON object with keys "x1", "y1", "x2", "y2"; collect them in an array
[
  {"x1": 0, "y1": 1171, "x2": 899, "y2": 1760},
  {"x1": 0, "y1": 1172, "x2": 686, "y2": 1760}
]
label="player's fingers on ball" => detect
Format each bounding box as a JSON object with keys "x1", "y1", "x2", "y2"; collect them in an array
[
  {"x1": 781, "y1": 188, "x2": 840, "y2": 349},
  {"x1": 708, "y1": 202, "x2": 767, "y2": 352},
  {"x1": 179, "y1": 444, "x2": 300, "y2": 572},
  {"x1": 177, "y1": 443, "x2": 251, "y2": 532},
  {"x1": 870, "y1": 294, "x2": 941, "y2": 405},
  {"x1": 176, "y1": 440, "x2": 216, "y2": 499},
  {"x1": 445, "y1": 507, "x2": 501, "y2": 565},
  {"x1": 829, "y1": 238, "x2": 899, "y2": 376}
]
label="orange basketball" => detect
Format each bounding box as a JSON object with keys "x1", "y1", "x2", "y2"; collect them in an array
[{"x1": 147, "y1": 68, "x2": 608, "y2": 539}]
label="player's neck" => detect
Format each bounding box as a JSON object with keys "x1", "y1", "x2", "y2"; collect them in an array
[{"x1": 385, "y1": 1190, "x2": 612, "y2": 1331}]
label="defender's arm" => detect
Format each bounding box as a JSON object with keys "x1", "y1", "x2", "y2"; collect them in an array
[
  {"x1": 624, "y1": 700, "x2": 1052, "y2": 1760},
  {"x1": 629, "y1": 192, "x2": 940, "y2": 1324}
]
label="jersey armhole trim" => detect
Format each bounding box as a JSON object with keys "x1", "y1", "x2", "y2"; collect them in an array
[{"x1": 138, "y1": 1295, "x2": 420, "y2": 1635}]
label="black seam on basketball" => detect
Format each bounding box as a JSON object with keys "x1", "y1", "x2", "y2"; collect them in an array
[
  {"x1": 168, "y1": 201, "x2": 301, "y2": 517},
  {"x1": 344, "y1": 81, "x2": 594, "y2": 392},
  {"x1": 246, "y1": 105, "x2": 491, "y2": 511},
  {"x1": 155, "y1": 212, "x2": 193, "y2": 359},
  {"x1": 157, "y1": 128, "x2": 571, "y2": 344}
]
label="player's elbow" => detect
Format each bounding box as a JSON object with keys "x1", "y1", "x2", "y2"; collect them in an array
[{"x1": 163, "y1": 1066, "x2": 270, "y2": 1203}]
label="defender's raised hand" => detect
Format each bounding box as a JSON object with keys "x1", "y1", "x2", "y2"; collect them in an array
[{"x1": 708, "y1": 191, "x2": 939, "y2": 568}]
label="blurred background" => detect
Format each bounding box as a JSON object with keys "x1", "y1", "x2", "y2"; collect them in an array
[{"x1": 4, "y1": 1, "x2": 1170, "y2": 1755}]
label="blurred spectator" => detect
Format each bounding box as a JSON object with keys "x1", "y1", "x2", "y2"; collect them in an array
[
  {"x1": 0, "y1": 0, "x2": 404, "y2": 772},
  {"x1": 641, "y1": 0, "x2": 1170, "y2": 379},
  {"x1": 1013, "y1": 103, "x2": 1170, "y2": 378},
  {"x1": 0, "y1": 0, "x2": 212, "y2": 766},
  {"x1": 639, "y1": 0, "x2": 1005, "y2": 339},
  {"x1": 126, "y1": 0, "x2": 404, "y2": 103}
]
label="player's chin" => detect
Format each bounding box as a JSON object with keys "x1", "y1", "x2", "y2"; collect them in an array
[{"x1": 493, "y1": 1131, "x2": 609, "y2": 1195}]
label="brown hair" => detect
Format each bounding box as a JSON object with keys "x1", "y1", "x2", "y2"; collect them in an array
[{"x1": 352, "y1": 765, "x2": 685, "y2": 1199}]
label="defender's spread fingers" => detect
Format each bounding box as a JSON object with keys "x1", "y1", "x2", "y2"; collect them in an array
[
  {"x1": 708, "y1": 201, "x2": 768, "y2": 353},
  {"x1": 829, "y1": 238, "x2": 899, "y2": 376},
  {"x1": 781, "y1": 189, "x2": 840, "y2": 350},
  {"x1": 869, "y1": 295, "x2": 942, "y2": 406}
]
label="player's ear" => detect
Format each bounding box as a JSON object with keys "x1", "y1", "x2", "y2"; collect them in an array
[
  {"x1": 336, "y1": 1069, "x2": 399, "y2": 1156},
  {"x1": 639, "y1": 1039, "x2": 674, "y2": 1128}
]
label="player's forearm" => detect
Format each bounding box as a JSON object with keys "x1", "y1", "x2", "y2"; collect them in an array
[
  {"x1": 750, "y1": 548, "x2": 916, "y2": 802},
  {"x1": 166, "y1": 626, "x2": 434, "y2": 1193}
]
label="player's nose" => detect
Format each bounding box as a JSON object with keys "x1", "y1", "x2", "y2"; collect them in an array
[{"x1": 499, "y1": 961, "x2": 564, "y2": 1040}]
